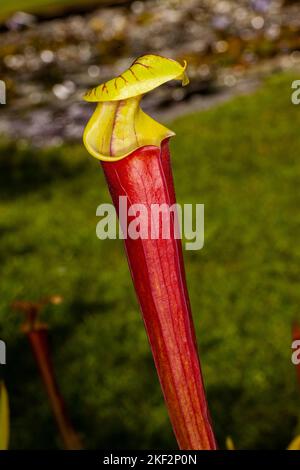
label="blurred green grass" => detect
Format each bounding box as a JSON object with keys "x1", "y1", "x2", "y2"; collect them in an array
[
  {"x1": 0, "y1": 0, "x2": 108, "y2": 20},
  {"x1": 0, "y1": 73, "x2": 300, "y2": 449}
]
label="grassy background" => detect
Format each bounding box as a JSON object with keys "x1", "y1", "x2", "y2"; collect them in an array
[
  {"x1": 0, "y1": 73, "x2": 300, "y2": 449},
  {"x1": 0, "y1": 0, "x2": 111, "y2": 20}
]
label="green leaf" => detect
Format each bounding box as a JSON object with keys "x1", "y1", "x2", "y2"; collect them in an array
[
  {"x1": 0, "y1": 382, "x2": 9, "y2": 450},
  {"x1": 287, "y1": 435, "x2": 300, "y2": 450}
]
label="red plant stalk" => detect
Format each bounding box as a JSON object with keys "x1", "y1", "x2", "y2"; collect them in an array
[
  {"x1": 101, "y1": 140, "x2": 216, "y2": 450},
  {"x1": 27, "y1": 328, "x2": 82, "y2": 450},
  {"x1": 83, "y1": 55, "x2": 217, "y2": 449},
  {"x1": 14, "y1": 301, "x2": 82, "y2": 450}
]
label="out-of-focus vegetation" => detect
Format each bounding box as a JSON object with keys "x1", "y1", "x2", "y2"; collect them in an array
[
  {"x1": 1, "y1": 0, "x2": 300, "y2": 146},
  {"x1": 0, "y1": 0, "x2": 107, "y2": 20},
  {"x1": 0, "y1": 383, "x2": 9, "y2": 450},
  {"x1": 0, "y1": 73, "x2": 300, "y2": 449}
]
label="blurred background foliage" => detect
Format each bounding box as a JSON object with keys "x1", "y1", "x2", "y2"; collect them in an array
[{"x1": 0, "y1": 0, "x2": 300, "y2": 450}]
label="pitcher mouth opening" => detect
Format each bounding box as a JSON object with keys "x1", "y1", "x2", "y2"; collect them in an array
[
  {"x1": 83, "y1": 55, "x2": 188, "y2": 162},
  {"x1": 83, "y1": 96, "x2": 175, "y2": 162}
]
